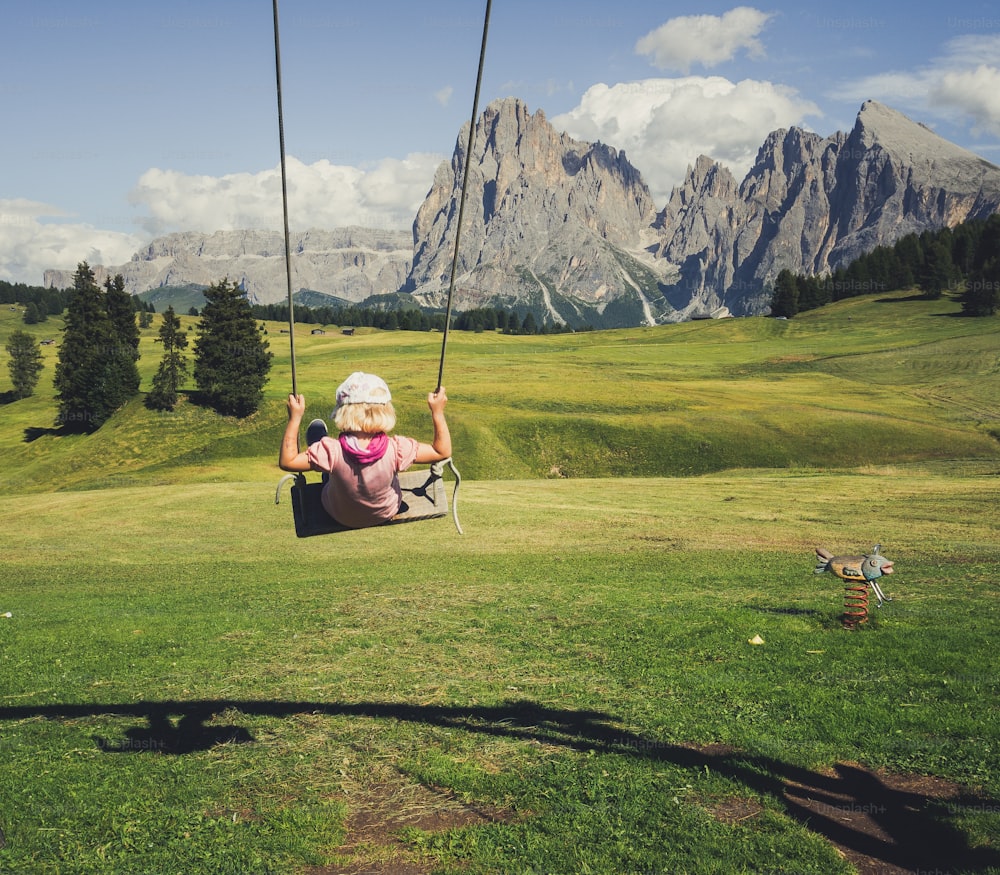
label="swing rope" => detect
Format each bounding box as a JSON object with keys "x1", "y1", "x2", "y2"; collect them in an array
[
  {"x1": 271, "y1": 0, "x2": 297, "y2": 396},
  {"x1": 437, "y1": 0, "x2": 492, "y2": 392},
  {"x1": 271, "y1": 0, "x2": 492, "y2": 396}
]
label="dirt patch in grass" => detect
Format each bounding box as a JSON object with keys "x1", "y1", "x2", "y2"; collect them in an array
[
  {"x1": 311, "y1": 773, "x2": 514, "y2": 875},
  {"x1": 709, "y1": 796, "x2": 765, "y2": 825}
]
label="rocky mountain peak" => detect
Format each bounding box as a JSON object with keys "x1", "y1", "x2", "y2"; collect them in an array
[
  {"x1": 656, "y1": 101, "x2": 1000, "y2": 315},
  {"x1": 406, "y1": 97, "x2": 673, "y2": 325},
  {"x1": 856, "y1": 100, "x2": 952, "y2": 154},
  {"x1": 848, "y1": 99, "x2": 1000, "y2": 192}
]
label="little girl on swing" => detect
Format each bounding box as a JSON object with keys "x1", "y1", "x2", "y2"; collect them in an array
[{"x1": 278, "y1": 372, "x2": 451, "y2": 529}]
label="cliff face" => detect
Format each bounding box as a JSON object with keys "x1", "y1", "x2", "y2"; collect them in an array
[
  {"x1": 405, "y1": 98, "x2": 677, "y2": 326},
  {"x1": 45, "y1": 99, "x2": 1000, "y2": 325},
  {"x1": 655, "y1": 100, "x2": 1000, "y2": 315},
  {"x1": 409, "y1": 98, "x2": 1000, "y2": 321},
  {"x1": 44, "y1": 228, "x2": 412, "y2": 305}
]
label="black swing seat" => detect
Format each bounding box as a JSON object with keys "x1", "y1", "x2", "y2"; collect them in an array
[{"x1": 276, "y1": 458, "x2": 462, "y2": 537}]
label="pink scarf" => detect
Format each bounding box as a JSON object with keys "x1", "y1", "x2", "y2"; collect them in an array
[{"x1": 339, "y1": 432, "x2": 389, "y2": 465}]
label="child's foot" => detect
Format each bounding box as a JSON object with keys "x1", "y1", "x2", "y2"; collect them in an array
[{"x1": 306, "y1": 419, "x2": 328, "y2": 444}]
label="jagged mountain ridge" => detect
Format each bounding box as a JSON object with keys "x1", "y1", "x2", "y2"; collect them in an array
[
  {"x1": 656, "y1": 99, "x2": 1000, "y2": 315},
  {"x1": 44, "y1": 98, "x2": 1000, "y2": 326},
  {"x1": 404, "y1": 98, "x2": 676, "y2": 326},
  {"x1": 44, "y1": 227, "x2": 412, "y2": 306}
]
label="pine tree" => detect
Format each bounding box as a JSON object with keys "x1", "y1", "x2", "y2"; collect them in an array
[
  {"x1": 103, "y1": 273, "x2": 141, "y2": 403},
  {"x1": 146, "y1": 306, "x2": 189, "y2": 411},
  {"x1": 972, "y1": 214, "x2": 1000, "y2": 275},
  {"x1": 961, "y1": 215, "x2": 1000, "y2": 316},
  {"x1": 53, "y1": 262, "x2": 116, "y2": 431},
  {"x1": 960, "y1": 257, "x2": 1000, "y2": 316},
  {"x1": 894, "y1": 233, "x2": 923, "y2": 286},
  {"x1": 919, "y1": 240, "x2": 954, "y2": 299},
  {"x1": 22, "y1": 302, "x2": 43, "y2": 324},
  {"x1": 193, "y1": 279, "x2": 272, "y2": 417},
  {"x1": 5, "y1": 329, "x2": 44, "y2": 399},
  {"x1": 951, "y1": 222, "x2": 978, "y2": 276},
  {"x1": 769, "y1": 269, "x2": 799, "y2": 317},
  {"x1": 796, "y1": 274, "x2": 830, "y2": 312},
  {"x1": 842, "y1": 260, "x2": 869, "y2": 300}
]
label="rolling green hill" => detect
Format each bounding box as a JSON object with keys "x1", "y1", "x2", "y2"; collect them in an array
[
  {"x1": 1, "y1": 290, "x2": 997, "y2": 874},
  {"x1": 136, "y1": 283, "x2": 208, "y2": 315},
  {"x1": 0, "y1": 291, "x2": 997, "y2": 494}
]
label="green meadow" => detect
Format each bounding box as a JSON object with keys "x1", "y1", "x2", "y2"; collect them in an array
[{"x1": 1, "y1": 293, "x2": 998, "y2": 874}]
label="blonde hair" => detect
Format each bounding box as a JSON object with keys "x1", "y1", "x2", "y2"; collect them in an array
[{"x1": 335, "y1": 401, "x2": 396, "y2": 435}]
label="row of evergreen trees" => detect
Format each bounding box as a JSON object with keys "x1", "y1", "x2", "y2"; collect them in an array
[
  {"x1": 1, "y1": 279, "x2": 157, "y2": 325},
  {"x1": 6, "y1": 264, "x2": 272, "y2": 431},
  {"x1": 769, "y1": 215, "x2": 1000, "y2": 317},
  {"x1": 7, "y1": 278, "x2": 587, "y2": 338},
  {"x1": 0, "y1": 281, "x2": 72, "y2": 321},
  {"x1": 450, "y1": 307, "x2": 588, "y2": 334},
  {"x1": 251, "y1": 301, "x2": 447, "y2": 332},
  {"x1": 250, "y1": 302, "x2": 588, "y2": 335}
]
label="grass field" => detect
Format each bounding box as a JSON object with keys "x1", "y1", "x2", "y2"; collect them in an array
[{"x1": 0, "y1": 293, "x2": 998, "y2": 874}]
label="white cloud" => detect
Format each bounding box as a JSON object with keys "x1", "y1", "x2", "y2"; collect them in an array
[
  {"x1": 551, "y1": 77, "x2": 821, "y2": 203},
  {"x1": 0, "y1": 154, "x2": 445, "y2": 285},
  {"x1": 0, "y1": 199, "x2": 142, "y2": 286},
  {"x1": 944, "y1": 34, "x2": 1000, "y2": 66},
  {"x1": 837, "y1": 72, "x2": 931, "y2": 104},
  {"x1": 834, "y1": 34, "x2": 1000, "y2": 137},
  {"x1": 435, "y1": 85, "x2": 454, "y2": 107},
  {"x1": 636, "y1": 7, "x2": 774, "y2": 74},
  {"x1": 931, "y1": 66, "x2": 1000, "y2": 137},
  {"x1": 129, "y1": 154, "x2": 444, "y2": 237}
]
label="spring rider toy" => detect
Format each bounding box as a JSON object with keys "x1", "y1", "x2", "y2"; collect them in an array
[{"x1": 814, "y1": 544, "x2": 894, "y2": 629}]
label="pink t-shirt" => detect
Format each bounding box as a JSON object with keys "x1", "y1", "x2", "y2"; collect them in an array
[{"x1": 307, "y1": 434, "x2": 419, "y2": 528}]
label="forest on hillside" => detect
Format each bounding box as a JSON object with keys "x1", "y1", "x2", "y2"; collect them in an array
[{"x1": 770, "y1": 214, "x2": 1000, "y2": 317}]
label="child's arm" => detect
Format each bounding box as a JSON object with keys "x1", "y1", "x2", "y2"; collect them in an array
[
  {"x1": 414, "y1": 387, "x2": 452, "y2": 463},
  {"x1": 278, "y1": 393, "x2": 313, "y2": 472}
]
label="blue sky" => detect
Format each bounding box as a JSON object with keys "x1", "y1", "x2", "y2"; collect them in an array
[{"x1": 3, "y1": 0, "x2": 999, "y2": 285}]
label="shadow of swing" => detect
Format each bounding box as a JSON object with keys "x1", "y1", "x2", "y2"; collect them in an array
[
  {"x1": 3, "y1": 697, "x2": 998, "y2": 873},
  {"x1": 92, "y1": 708, "x2": 254, "y2": 754}
]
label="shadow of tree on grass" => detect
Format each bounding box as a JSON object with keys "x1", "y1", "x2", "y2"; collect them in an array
[{"x1": 23, "y1": 425, "x2": 63, "y2": 442}]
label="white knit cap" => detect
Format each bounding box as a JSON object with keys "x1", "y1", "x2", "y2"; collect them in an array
[{"x1": 334, "y1": 372, "x2": 392, "y2": 409}]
